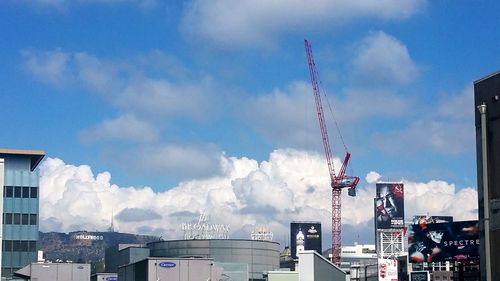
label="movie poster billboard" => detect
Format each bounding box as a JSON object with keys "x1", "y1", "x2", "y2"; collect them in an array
[
  {"x1": 290, "y1": 222, "x2": 322, "y2": 259},
  {"x1": 412, "y1": 215, "x2": 453, "y2": 225},
  {"x1": 408, "y1": 220, "x2": 479, "y2": 263},
  {"x1": 378, "y1": 258, "x2": 398, "y2": 281},
  {"x1": 375, "y1": 183, "x2": 404, "y2": 229}
]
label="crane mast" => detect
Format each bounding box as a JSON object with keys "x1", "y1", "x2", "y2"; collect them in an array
[{"x1": 304, "y1": 39, "x2": 359, "y2": 266}]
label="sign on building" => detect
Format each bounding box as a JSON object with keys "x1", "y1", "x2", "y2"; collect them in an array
[
  {"x1": 408, "y1": 220, "x2": 479, "y2": 263},
  {"x1": 378, "y1": 258, "x2": 398, "y2": 281},
  {"x1": 375, "y1": 183, "x2": 405, "y2": 229},
  {"x1": 181, "y1": 212, "x2": 230, "y2": 240},
  {"x1": 290, "y1": 222, "x2": 321, "y2": 259}
]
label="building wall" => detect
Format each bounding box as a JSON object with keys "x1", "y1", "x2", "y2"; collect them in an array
[
  {"x1": 148, "y1": 239, "x2": 280, "y2": 281},
  {"x1": 118, "y1": 258, "x2": 220, "y2": 281},
  {"x1": 91, "y1": 272, "x2": 117, "y2": 281},
  {"x1": 1, "y1": 153, "x2": 42, "y2": 278},
  {"x1": 298, "y1": 250, "x2": 346, "y2": 281},
  {"x1": 104, "y1": 244, "x2": 149, "y2": 273},
  {"x1": 266, "y1": 271, "x2": 299, "y2": 281},
  {"x1": 16, "y1": 263, "x2": 90, "y2": 281},
  {"x1": 474, "y1": 71, "x2": 500, "y2": 281}
]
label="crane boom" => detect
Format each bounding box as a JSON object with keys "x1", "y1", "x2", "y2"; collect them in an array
[{"x1": 304, "y1": 39, "x2": 359, "y2": 266}]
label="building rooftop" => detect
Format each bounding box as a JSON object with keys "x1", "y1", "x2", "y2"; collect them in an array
[
  {"x1": 474, "y1": 70, "x2": 500, "y2": 84},
  {"x1": 0, "y1": 148, "x2": 45, "y2": 171}
]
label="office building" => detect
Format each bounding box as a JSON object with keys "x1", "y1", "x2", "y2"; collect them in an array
[
  {"x1": 474, "y1": 71, "x2": 500, "y2": 281},
  {"x1": 0, "y1": 149, "x2": 45, "y2": 278}
]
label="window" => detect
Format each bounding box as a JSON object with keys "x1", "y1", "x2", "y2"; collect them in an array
[
  {"x1": 30, "y1": 187, "x2": 38, "y2": 198},
  {"x1": 19, "y1": 240, "x2": 28, "y2": 252},
  {"x1": 4, "y1": 213, "x2": 12, "y2": 224},
  {"x1": 30, "y1": 214, "x2": 37, "y2": 225},
  {"x1": 29, "y1": 241, "x2": 36, "y2": 252},
  {"x1": 22, "y1": 186, "x2": 30, "y2": 198},
  {"x1": 5, "y1": 186, "x2": 13, "y2": 197},
  {"x1": 13, "y1": 213, "x2": 20, "y2": 225},
  {"x1": 22, "y1": 214, "x2": 29, "y2": 225},
  {"x1": 3, "y1": 240, "x2": 12, "y2": 251},
  {"x1": 14, "y1": 186, "x2": 21, "y2": 198},
  {"x1": 12, "y1": 240, "x2": 20, "y2": 252}
]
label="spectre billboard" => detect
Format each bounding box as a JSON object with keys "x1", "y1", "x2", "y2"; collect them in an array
[
  {"x1": 408, "y1": 220, "x2": 479, "y2": 263},
  {"x1": 412, "y1": 215, "x2": 453, "y2": 225},
  {"x1": 290, "y1": 222, "x2": 322, "y2": 259},
  {"x1": 375, "y1": 183, "x2": 404, "y2": 229}
]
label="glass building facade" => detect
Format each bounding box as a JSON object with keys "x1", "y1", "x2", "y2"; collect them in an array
[{"x1": 0, "y1": 149, "x2": 44, "y2": 278}]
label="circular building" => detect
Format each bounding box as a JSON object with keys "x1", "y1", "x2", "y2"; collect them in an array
[{"x1": 148, "y1": 239, "x2": 280, "y2": 281}]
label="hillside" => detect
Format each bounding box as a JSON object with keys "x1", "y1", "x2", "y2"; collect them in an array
[{"x1": 39, "y1": 231, "x2": 159, "y2": 263}]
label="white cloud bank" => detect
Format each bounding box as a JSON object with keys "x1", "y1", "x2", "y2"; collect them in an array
[
  {"x1": 39, "y1": 149, "x2": 477, "y2": 245},
  {"x1": 181, "y1": 0, "x2": 426, "y2": 48}
]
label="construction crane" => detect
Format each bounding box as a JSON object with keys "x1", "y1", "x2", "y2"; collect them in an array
[{"x1": 304, "y1": 39, "x2": 360, "y2": 266}]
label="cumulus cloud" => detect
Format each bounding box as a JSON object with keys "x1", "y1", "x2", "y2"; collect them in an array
[
  {"x1": 39, "y1": 149, "x2": 477, "y2": 247},
  {"x1": 180, "y1": 0, "x2": 426, "y2": 48},
  {"x1": 352, "y1": 31, "x2": 419, "y2": 85}
]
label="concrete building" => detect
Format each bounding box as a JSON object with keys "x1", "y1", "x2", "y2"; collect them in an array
[
  {"x1": 148, "y1": 239, "x2": 280, "y2": 280},
  {"x1": 474, "y1": 71, "x2": 500, "y2": 281},
  {"x1": 104, "y1": 244, "x2": 149, "y2": 273},
  {"x1": 0, "y1": 149, "x2": 45, "y2": 278},
  {"x1": 91, "y1": 272, "x2": 118, "y2": 281},
  {"x1": 118, "y1": 257, "x2": 222, "y2": 281},
  {"x1": 14, "y1": 263, "x2": 90, "y2": 281},
  {"x1": 265, "y1": 250, "x2": 346, "y2": 281},
  {"x1": 339, "y1": 244, "x2": 377, "y2": 281}
]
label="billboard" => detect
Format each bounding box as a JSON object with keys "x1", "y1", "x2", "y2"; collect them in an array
[
  {"x1": 412, "y1": 215, "x2": 453, "y2": 225},
  {"x1": 378, "y1": 258, "x2": 398, "y2": 281},
  {"x1": 375, "y1": 183, "x2": 404, "y2": 229},
  {"x1": 408, "y1": 220, "x2": 479, "y2": 263},
  {"x1": 410, "y1": 271, "x2": 430, "y2": 281},
  {"x1": 290, "y1": 222, "x2": 321, "y2": 259}
]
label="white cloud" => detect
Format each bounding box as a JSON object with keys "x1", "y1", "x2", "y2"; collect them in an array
[
  {"x1": 39, "y1": 149, "x2": 477, "y2": 246},
  {"x1": 27, "y1": 0, "x2": 158, "y2": 9},
  {"x1": 373, "y1": 85, "x2": 474, "y2": 155},
  {"x1": 79, "y1": 114, "x2": 160, "y2": 143},
  {"x1": 240, "y1": 81, "x2": 411, "y2": 150},
  {"x1": 352, "y1": 31, "x2": 419, "y2": 85},
  {"x1": 239, "y1": 82, "x2": 318, "y2": 149},
  {"x1": 366, "y1": 171, "x2": 381, "y2": 183},
  {"x1": 104, "y1": 143, "x2": 225, "y2": 179},
  {"x1": 181, "y1": 0, "x2": 426, "y2": 48},
  {"x1": 21, "y1": 49, "x2": 71, "y2": 86}
]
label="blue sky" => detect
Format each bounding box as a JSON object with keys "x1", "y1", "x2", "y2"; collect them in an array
[{"x1": 0, "y1": 1, "x2": 497, "y2": 243}]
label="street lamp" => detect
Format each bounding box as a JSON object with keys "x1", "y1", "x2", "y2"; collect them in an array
[{"x1": 477, "y1": 103, "x2": 492, "y2": 281}]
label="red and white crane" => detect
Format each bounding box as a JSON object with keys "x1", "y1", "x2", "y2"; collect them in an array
[{"x1": 304, "y1": 39, "x2": 359, "y2": 266}]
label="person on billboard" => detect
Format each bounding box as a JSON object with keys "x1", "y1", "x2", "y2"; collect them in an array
[{"x1": 375, "y1": 184, "x2": 403, "y2": 228}]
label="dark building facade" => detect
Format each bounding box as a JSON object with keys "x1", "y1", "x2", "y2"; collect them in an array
[{"x1": 474, "y1": 71, "x2": 500, "y2": 281}]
